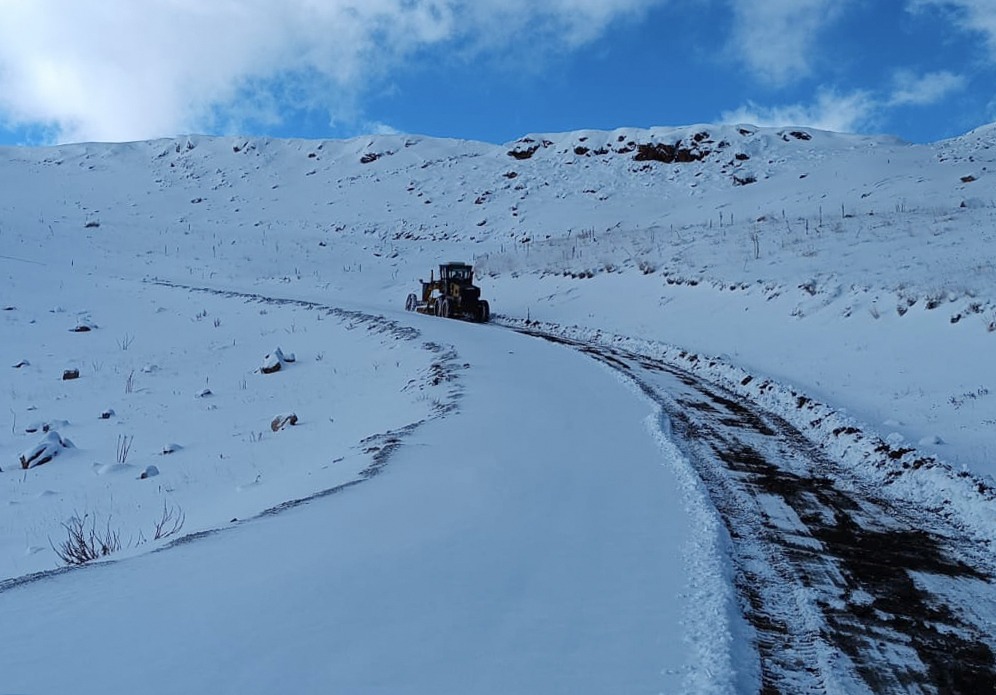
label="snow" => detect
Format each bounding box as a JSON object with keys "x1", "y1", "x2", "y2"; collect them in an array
[{"x1": 1, "y1": 121, "x2": 994, "y2": 692}]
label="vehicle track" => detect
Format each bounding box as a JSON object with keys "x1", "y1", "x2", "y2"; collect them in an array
[
  {"x1": 0, "y1": 283, "x2": 464, "y2": 594},
  {"x1": 518, "y1": 326, "x2": 996, "y2": 694}
]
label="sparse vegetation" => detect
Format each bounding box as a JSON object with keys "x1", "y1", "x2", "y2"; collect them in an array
[
  {"x1": 51, "y1": 513, "x2": 121, "y2": 565},
  {"x1": 116, "y1": 434, "x2": 133, "y2": 464},
  {"x1": 152, "y1": 500, "x2": 185, "y2": 540},
  {"x1": 50, "y1": 501, "x2": 185, "y2": 566}
]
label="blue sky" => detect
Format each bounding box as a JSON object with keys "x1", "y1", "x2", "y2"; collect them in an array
[{"x1": 0, "y1": 1, "x2": 994, "y2": 146}]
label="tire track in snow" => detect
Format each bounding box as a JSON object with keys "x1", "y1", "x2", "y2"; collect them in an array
[
  {"x1": 0, "y1": 283, "x2": 464, "y2": 594},
  {"x1": 146, "y1": 282, "x2": 467, "y2": 516},
  {"x1": 514, "y1": 324, "x2": 996, "y2": 695}
]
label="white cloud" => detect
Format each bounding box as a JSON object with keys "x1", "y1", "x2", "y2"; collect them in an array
[
  {"x1": 728, "y1": 0, "x2": 850, "y2": 86},
  {"x1": 0, "y1": 0, "x2": 665, "y2": 144},
  {"x1": 720, "y1": 89, "x2": 878, "y2": 134},
  {"x1": 888, "y1": 70, "x2": 967, "y2": 106},
  {"x1": 908, "y1": 1, "x2": 996, "y2": 58},
  {"x1": 720, "y1": 70, "x2": 970, "y2": 137}
]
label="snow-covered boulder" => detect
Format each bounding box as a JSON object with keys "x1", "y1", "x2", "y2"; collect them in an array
[
  {"x1": 260, "y1": 352, "x2": 282, "y2": 374},
  {"x1": 139, "y1": 465, "x2": 159, "y2": 479},
  {"x1": 260, "y1": 347, "x2": 295, "y2": 374},
  {"x1": 69, "y1": 319, "x2": 96, "y2": 332},
  {"x1": 19, "y1": 431, "x2": 73, "y2": 469}
]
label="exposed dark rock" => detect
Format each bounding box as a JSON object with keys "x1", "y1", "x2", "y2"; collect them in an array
[
  {"x1": 789, "y1": 130, "x2": 812, "y2": 141},
  {"x1": 508, "y1": 145, "x2": 539, "y2": 160},
  {"x1": 271, "y1": 413, "x2": 299, "y2": 432},
  {"x1": 634, "y1": 140, "x2": 711, "y2": 164}
]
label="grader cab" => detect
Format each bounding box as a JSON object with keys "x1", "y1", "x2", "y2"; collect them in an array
[{"x1": 405, "y1": 262, "x2": 490, "y2": 323}]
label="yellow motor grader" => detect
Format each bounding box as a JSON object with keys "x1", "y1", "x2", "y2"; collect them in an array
[{"x1": 405, "y1": 262, "x2": 490, "y2": 323}]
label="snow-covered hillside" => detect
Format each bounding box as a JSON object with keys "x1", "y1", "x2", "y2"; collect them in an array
[
  {"x1": 1, "y1": 123, "x2": 995, "y2": 693},
  {"x1": 3, "y1": 123, "x2": 994, "y2": 479}
]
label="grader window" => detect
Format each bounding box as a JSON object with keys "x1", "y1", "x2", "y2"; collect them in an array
[{"x1": 444, "y1": 266, "x2": 471, "y2": 282}]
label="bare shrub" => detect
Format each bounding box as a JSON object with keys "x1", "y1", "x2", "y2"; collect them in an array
[
  {"x1": 50, "y1": 513, "x2": 121, "y2": 565},
  {"x1": 153, "y1": 500, "x2": 185, "y2": 540},
  {"x1": 50, "y1": 501, "x2": 185, "y2": 565}
]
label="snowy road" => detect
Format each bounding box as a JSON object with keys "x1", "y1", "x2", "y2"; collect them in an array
[
  {"x1": 516, "y1": 325, "x2": 996, "y2": 694},
  {"x1": 0, "y1": 296, "x2": 743, "y2": 694},
  {"x1": 4, "y1": 279, "x2": 994, "y2": 694}
]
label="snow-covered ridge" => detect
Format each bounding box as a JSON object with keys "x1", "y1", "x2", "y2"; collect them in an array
[{"x1": 2, "y1": 122, "x2": 987, "y2": 250}]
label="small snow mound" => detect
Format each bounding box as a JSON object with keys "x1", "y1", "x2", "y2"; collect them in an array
[
  {"x1": 26, "y1": 419, "x2": 70, "y2": 434},
  {"x1": 161, "y1": 443, "x2": 182, "y2": 455},
  {"x1": 919, "y1": 435, "x2": 945, "y2": 446},
  {"x1": 93, "y1": 462, "x2": 134, "y2": 476},
  {"x1": 140, "y1": 465, "x2": 159, "y2": 479},
  {"x1": 885, "y1": 432, "x2": 905, "y2": 446},
  {"x1": 960, "y1": 198, "x2": 988, "y2": 209},
  {"x1": 70, "y1": 319, "x2": 97, "y2": 332}
]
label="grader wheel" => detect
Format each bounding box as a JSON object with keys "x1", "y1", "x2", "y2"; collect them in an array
[{"x1": 405, "y1": 293, "x2": 418, "y2": 312}]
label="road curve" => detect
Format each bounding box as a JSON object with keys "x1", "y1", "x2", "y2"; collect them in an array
[
  {"x1": 0, "y1": 292, "x2": 724, "y2": 694},
  {"x1": 516, "y1": 324, "x2": 996, "y2": 694}
]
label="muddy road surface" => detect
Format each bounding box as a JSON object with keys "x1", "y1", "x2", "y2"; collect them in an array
[{"x1": 520, "y1": 326, "x2": 996, "y2": 695}]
